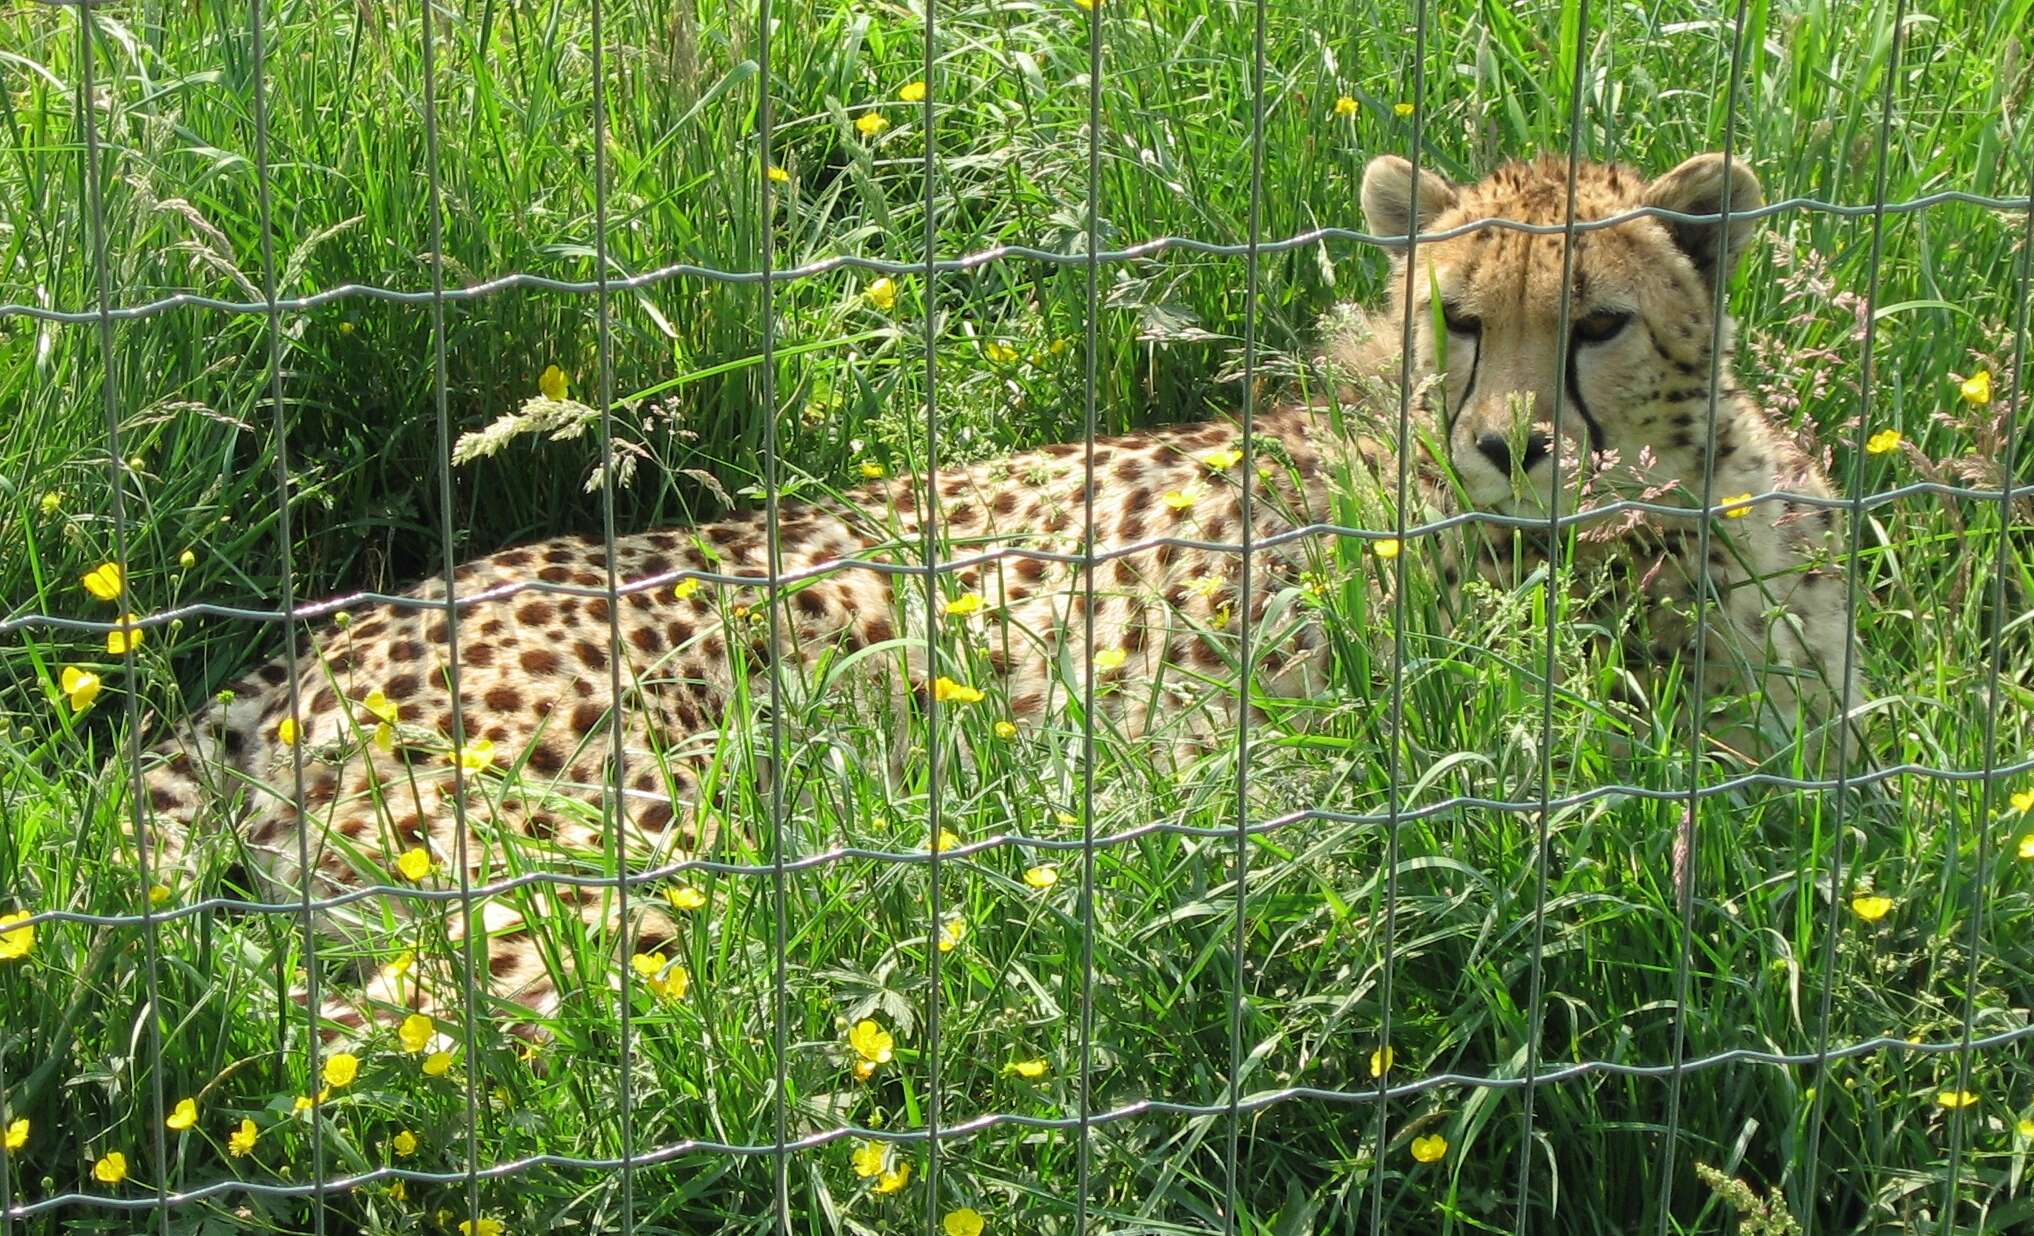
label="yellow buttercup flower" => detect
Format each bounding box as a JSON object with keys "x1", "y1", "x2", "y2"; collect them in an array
[
  {"x1": 1023, "y1": 865, "x2": 1058, "y2": 890},
  {"x1": 874, "y1": 1162, "x2": 912, "y2": 1194},
  {"x1": 1369, "y1": 1046, "x2": 1394, "y2": 1078},
  {"x1": 865, "y1": 278, "x2": 899, "y2": 312},
  {"x1": 1865, "y1": 428, "x2": 1903, "y2": 455},
  {"x1": 1333, "y1": 95, "x2": 1358, "y2": 118},
  {"x1": 373, "y1": 722, "x2": 395, "y2": 752},
  {"x1": 1373, "y1": 538, "x2": 1402, "y2": 560},
  {"x1": 945, "y1": 593, "x2": 984, "y2": 617},
  {"x1": 2018, "y1": 834, "x2": 2034, "y2": 861},
  {"x1": 849, "y1": 1018, "x2": 895, "y2": 1065},
  {"x1": 393, "y1": 1129, "x2": 419, "y2": 1157},
  {"x1": 1093, "y1": 648, "x2": 1127, "y2": 673},
  {"x1": 61, "y1": 666, "x2": 102, "y2": 713},
  {"x1": 860, "y1": 460, "x2": 888, "y2": 479},
  {"x1": 1186, "y1": 575, "x2": 1223, "y2": 599},
  {"x1": 931, "y1": 829, "x2": 961, "y2": 853},
  {"x1": 673, "y1": 578, "x2": 703, "y2": 601},
  {"x1": 81, "y1": 562, "x2": 124, "y2": 602},
  {"x1": 0, "y1": 911, "x2": 34, "y2": 961},
  {"x1": 983, "y1": 341, "x2": 1019, "y2": 365},
  {"x1": 166, "y1": 1098, "x2": 197, "y2": 1131},
  {"x1": 363, "y1": 689, "x2": 398, "y2": 724},
  {"x1": 944, "y1": 1208, "x2": 985, "y2": 1236},
  {"x1": 852, "y1": 1141, "x2": 886, "y2": 1178},
  {"x1": 93, "y1": 1151, "x2": 128, "y2": 1184},
  {"x1": 2018, "y1": 1118, "x2": 2034, "y2": 1138},
  {"x1": 1410, "y1": 1134, "x2": 1447, "y2": 1163},
  {"x1": 399, "y1": 1013, "x2": 435, "y2": 1054},
  {"x1": 1200, "y1": 447, "x2": 1244, "y2": 470},
  {"x1": 1162, "y1": 488, "x2": 1199, "y2": 511},
  {"x1": 1960, "y1": 370, "x2": 1991, "y2": 406},
  {"x1": 227, "y1": 1118, "x2": 258, "y2": 1157},
  {"x1": 277, "y1": 717, "x2": 299, "y2": 746},
  {"x1": 1004, "y1": 1058, "x2": 1048, "y2": 1079},
  {"x1": 423, "y1": 1051, "x2": 454, "y2": 1077},
  {"x1": 396, "y1": 848, "x2": 433, "y2": 882},
  {"x1": 2009, "y1": 790, "x2": 2034, "y2": 813},
  {"x1": 993, "y1": 720, "x2": 1018, "y2": 739},
  {"x1": 39, "y1": 491, "x2": 61, "y2": 516},
  {"x1": 855, "y1": 113, "x2": 890, "y2": 137},
  {"x1": 2, "y1": 1119, "x2": 23, "y2": 1151},
  {"x1": 453, "y1": 738, "x2": 497, "y2": 772},
  {"x1": 539, "y1": 364, "x2": 570, "y2": 401},
  {"x1": 1937, "y1": 1089, "x2": 1979, "y2": 1109},
  {"x1": 900, "y1": 80, "x2": 928, "y2": 103},
  {"x1": 107, "y1": 614, "x2": 145, "y2": 655},
  {"x1": 1851, "y1": 894, "x2": 1893, "y2": 922},
  {"x1": 459, "y1": 1220, "x2": 505, "y2": 1236},
  {"x1": 1393, "y1": 101, "x2": 1417, "y2": 117},
  {"x1": 937, "y1": 916, "x2": 967, "y2": 953},
  {"x1": 934, "y1": 676, "x2": 984, "y2": 704},
  {"x1": 666, "y1": 884, "x2": 708, "y2": 912},
  {"x1": 1719, "y1": 493, "x2": 1755, "y2": 519},
  {"x1": 766, "y1": 165, "x2": 790, "y2": 184},
  {"x1": 148, "y1": 883, "x2": 170, "y2": 906},
  {"x1": 323, "y1": 1051, "x2": 360, "y2": 1089},
  {"x1": 631, "y1": 952, "x2": 690, "y2": 1000}
]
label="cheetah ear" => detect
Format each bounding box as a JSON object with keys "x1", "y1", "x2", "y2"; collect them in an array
[
  {"x1": 1361, "y1": 156, "x2": 1459, "y2": 247},
  {"x1": 1642, "y1": 153, "x2": 1764, "y2": 283}
]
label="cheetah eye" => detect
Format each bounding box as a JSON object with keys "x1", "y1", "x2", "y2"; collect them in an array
[
  {"x1": 1439, "y1": 303, "x2": 1482, "y2": 337},
  {"x1": 1572, "y1": 310, "x2": 1631, "y2": 344}
]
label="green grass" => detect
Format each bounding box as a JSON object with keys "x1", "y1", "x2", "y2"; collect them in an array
[{"x1": 3, "y1": 0, "x2": 2033, "y2": 1231}]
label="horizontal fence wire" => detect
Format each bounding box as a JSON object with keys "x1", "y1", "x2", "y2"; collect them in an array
[
  {"x1": 2, "y1": 196, "x2": 2030, "y2": 324},
  {"x1": 8, "y1": 0, "x2": 2030, "y2": 1225},
  {"x1": 5, "y1": 481, "x2": 2030, "y2": 638}
]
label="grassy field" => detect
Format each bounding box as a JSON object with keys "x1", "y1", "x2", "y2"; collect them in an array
[{"x1": 3, "y1": 0, "x2": 2033, "y2": 1232}]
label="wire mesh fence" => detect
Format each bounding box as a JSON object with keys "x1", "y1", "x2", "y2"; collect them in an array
[{"x1": 2, "y1": 0, "x2": 2031, "y2": 1232}]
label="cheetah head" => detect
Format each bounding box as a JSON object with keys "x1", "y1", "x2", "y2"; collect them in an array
[{"x1": 1360, "y1": 151, "x2": 1764, "y2": 514}]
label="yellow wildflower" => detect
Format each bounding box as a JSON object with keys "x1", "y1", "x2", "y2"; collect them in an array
[
  {"x1": 1023, "y1": 865, "x2": 1059, "y2": 890},
  {"x1": 362, "y1": 689, "x2": 398, "y2": 724},
  {"x1": 107, "y1": 614, "x2": 144, "y2": 655},
  {"x1": 1373, "y1": 538, "x2": 1402, "y2": 560},
  {"x1": 373, "y1": 722, "x2": 395, "y2": 752},
  {"x1": 945, "y1": 1208, "x2": 985, "y2": 1236},
  {"x1": 1004, "y1": 1058, "x2": 1048, "y2": 1079},
  {"x1": 399, "y1": 1013, "x2": 435, "y2": 1054},
  {"x1": 61, "y1": 666, "x2": 101, "y2": 713},
  {"x1": 323, "y1": 1051, "x2": 360, "y2": 1089},
  {"x1": 178, "y1": 548, "x2": 197, "y2": 569},
  {"x1": 983, "y1": 341, "x2": 1019, "y2": 364},
  {"x1": 227, "y1": 1118, "x2": 258, "y2": 1158},
  {"x1": 934, "y1": 676, "x2": 984, "y2": 704},
  {"x1": 539, "y1": 364, "x2": 569, "y2": 401},
  {"x1": 423, "y1": 1051, "x2": 454, "y2": 1077},
  {"x1": 148, "y1": 883, "x2": 170, "y2": 906},
  {"x1": 2, "y1": 1119, "x2": 22, "y2": 1151},
  {"x1": 1186, "y1": 574, "x2": 1223, "y2": 599},
  {"x1": 900, "y1": 80, "x2": 928, "y2": 103},
  {"x1": 2019, "y1": 834, "x2": 2034, "y2": 861},
  {"x1": 860, "y1": 460, "x2": 888, "y2": 479},
  {"x1": 1369, "y1": 1046, "x2": 1394, "y2": 1078},
  {"x1": 938, "y1": 916, "x2": 967, "y2": 953},
  {"x1": 277, "y1": 717, "x2": 299, "y2": 746},
  {"x1": 849, "y1": 1019, "x2": 895, "y2": 1065},
  {"x1": 2018, "y1": 1118, "x2": 2034, "y2": 1137},
  {"x1": 1394, "y1": 101, "x2": 1416, "y2": 117},
  {"x1": 1865, "y1": 429, "x2": 1903, "y2": 455},
  {"x1": 945, "y1": 593, "x2": 984, "y2": 617},
  {"x1": 874, "y1": 1162, "x2": 912, "y2": 1194},
  {"x1": 852, "y1": 1141, "x2": 886, "y2": 1178},
  {"x1": 1200, "y1": 447, "x2": 1244, "y2": 470},
  {"x1": 0, "y1": 911, "x2": 34, "y2": 961},
  {"x1": 1719, "y1": 493, "x2": 1755, "y2": 518},
  {"x1": 393, "y1": 1129, "x2": 419, "y2": 1157},
  {"x1": 388, "y1": 950, "x2": 417, "y2": 978},
  {"x1": 855, "y1": 113, "x2": 890, "y2": 137},
  {"x1": 1937, "y1": 1089, "x2": 1979, "y2": 1109},
  {"x1": 1410, "y1": 1134, "x2": 1447, "y2": 1163},
  {"x1": 1333, "y1": 96, "x2": 1358, "y2": 118},
  {"x1": 81, "y1": 562, "x2": 123, "y2": 602},
  {"x1": 631, "y1": 952, "x2": 690, "y2": 1001},
  {"x1": 673, "y1": 578, "x2": 703, "y2": 601},
  {"x1": 1162, "y1": 488, "x2": 1199, "y2": 511},
  {"x1": 39, "y1": 491, "x2": 61, "y2": 516},
  {"x1": 459, "y1": 1220, "x2": 505, "y2": 1236},
  {"x1": 396, "y1": 848, "x2": 433, "y2": 882},
  {"x1": 767, "y1": 165, "x2": 790, "y2": 184},
  {"x1": 166, "y1": 1098, "x2": 197, "y2": 1131},
  {"x1": 1851, "y1": 895, "x2": 1893, "y2": 922},
  {"x1": 1961, "y1": 370, "x2": 1991, "y2": 406},
  {"x1": 1093, "y1": 648, "x2": 1127, "y2": 673},
  {"x1": 666, "y1": 884, "x2": 708, "y2": 912},
  {"x1": 931, "y1": 829, "x2": 961, "y2": 853},
  {"x1": 93, "y1": 1151, "x2": 128, "y2": 1184},
  {"x1": 865, "y1": 278, "x2": 899, "y2": 312},
  {"x1": 1055, "y1": 811, "x2": 1078, "y2": 826},
  {"x1": 2009, "y1": 789, "x2": 2034, "y2": 813},
  {"x1": 993, "y1": 720, "x2": 1018, "y2": 739}
]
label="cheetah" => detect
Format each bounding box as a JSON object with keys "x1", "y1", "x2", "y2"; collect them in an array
[{"x1": 133, "y1": 149, "x2": 1856, "y2": 1032}]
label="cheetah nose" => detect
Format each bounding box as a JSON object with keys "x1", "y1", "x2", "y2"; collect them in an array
[{"x1": 1474, "y1": 433, "x2": 1513, "y2": 475}]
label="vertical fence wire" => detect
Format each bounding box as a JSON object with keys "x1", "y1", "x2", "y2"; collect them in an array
[
  {"x1": 74, "y1": 5, "x2": 172, "y2": 1230},
  {"x1": 585, "y1": 0, "x2": 636, "y2": 1227},
  {"x1": 1222, "y1": 0, "x2": 1272, "y2": 1226},
  {"x1": 1939, "y1": 179, "x2": 2034, "y2": 1236},
  {"x1": 1073, "y1": 0, "x2": 1104, "y2": 1229},
  {"x1": 247, "y1": 0, "x2": 325, "y2": 1229},
  {"x1": 1513, "y1": 0, "x2": 1594, "y2": 1226},
  {"x1": 416, "y1": 0, "x2": 488, "y2": 1225},
  {"x1": 755, "y1": 0, "x2": 793, "y2": 1229},
  {"x1": 1797, "y1": 0, "x2": 1908, "y2": 1223},
  {"x1": 917, "y1": 1, "x2": 946, "y2": 1226},
  {"x1": 1654, "y1": 1, "x2": 1753, "y2": 1223},
  {"x1": 1370, "y1": 2, "x2": 1431, "y2": 1227}
]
